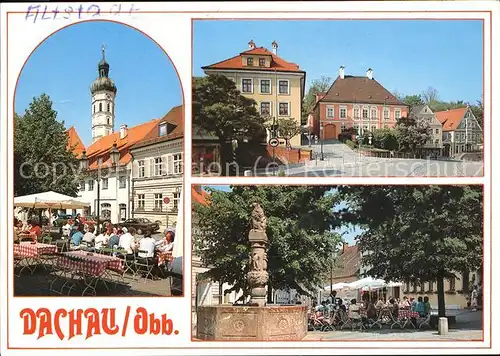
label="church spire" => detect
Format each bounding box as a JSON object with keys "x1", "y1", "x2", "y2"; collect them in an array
[{"x1": 98, "y1": 44, "x2": 110, "y2": 78}]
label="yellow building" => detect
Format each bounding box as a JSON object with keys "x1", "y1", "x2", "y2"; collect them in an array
[{"x1": 201, "y1": 40, "x2": 306, "y2": 147}]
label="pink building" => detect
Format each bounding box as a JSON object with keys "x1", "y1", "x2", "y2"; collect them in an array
[{"x1": 313, "y1": 66, "x2": 409, "y2": 140}]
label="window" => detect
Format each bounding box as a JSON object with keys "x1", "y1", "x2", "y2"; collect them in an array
[
  {"x1": 341, "y1": 123, "x2": 346, "y2": 131},
  {"x1": 246, "y1": 57, "x2": 254, "y2": 66},
  {"x1": 384, "y1": 108, "x2": 390, "y2": 119},
  {"x1": 138, "y1": 160, "x2": 145, "y2": 178},
  {"x1": 137, "y1": 194, "x2": 145, "y2": 210},
  {"x1": 107, "y1": 103, "x2": 110, "y2": 112},
  {"x1": 354, "y1": 125, "x2": 360, "y2": 134},
  {"x1": 279, "y1": 102, "x2": 289, "y2": 116},
  {"x1": 260, "y1": 102, "x2": 271, "y2": 116},
  {"x1": 428, "y1": 281, "x2": 434, "y2": 292},
  {"x1": 154, "y1": 193, "x2": 163, "y2": 210},
  {"x1": 362, "y1": 108, "x2": 369, "y2": 119},
  {"x1": 241, "y1": 79, "x2": 253, "y2": 93},
  {"x1": 340, "y1": 107, "x2": 347, "y2": 118},
  {"x1": 93, "y1": 105, "x2": 95, "y2": 114},
  {"x1": 88, "y1": 180, "x2": 94, "y2": 191},
  {"x1": 354, "y1": 107, "x2": 360, "y2": 118},
  {"x1": 362, "y1": 125, "x2": 368, "y2": 133},
  {"x1": 260, "y1": 79, "x2": 271, "y2": 94},
  {"x1": 107, "y1": 117, "x2": 110, "y2": 125},
  {"x1": 102, "y1": 178, "x2": 108, "y2": 190},
  {"x1": 449, "y1": 277, "x2": 456, "y2": 292},
  {"x1": 173, "y1": 154, "x2": 182, "y2": 174},
  {"x1": 435, "y1": 139, "x2": 439, "y2": 146},
  {"x1": 79, "y1": 180, "x2": 85, "y2": 191},
  {"x1": 119, "y1": 176, "x2": 126, "y2": 189},
  {"x1": 371, "y1": 108, "x2": 377, "y2": 119},
  {"x1": 395, "y1": 109, "x2": 401, "y2": 119},
  {"x1": 101, "y1": 203, "x2": 111, "y2": 219},
  {"x1": 154, "y1": 157, "x2": 163, "y2": 176},
  {"x1": 173, "y1": 192, "x2": 181, "y2": 211},
  {"x1": 326, "y1": 107, "x2": 334, "y2": 118},
  {"x1": 278, "y1": 80, "x2": 289, "y2": 94},
  {"x1": 259, "y1": 58, "x2": 265, "y2": 66},
  {"x1": 420, "y1": 282, "x2": 425, "y2": 293},
  {"x1": 159, "y1": 123, "x2": 167, "y2": 136},
  {"x1": 435, "y1": 128, "x2": 440, "y2": 135},
  {"x1": 99, "y1": 103, "x2": 102, "y2": 112},
  {"x1": 371, "y1": 125, "x2": 376, "y2": 132}
]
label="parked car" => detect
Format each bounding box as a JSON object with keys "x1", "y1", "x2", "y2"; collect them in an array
[{"x1": 120, "y1": 218, "x2": 160, "y2": 235}]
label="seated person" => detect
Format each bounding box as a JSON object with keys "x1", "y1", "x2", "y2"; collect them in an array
[
  {"x1": 62, "y1": 220, "x2": 72, "y2": 238},
  {"x1": 410, "y1": 296, "x2": 418, "y2": 311},
  {"x1": 366, "y1": 299, "x2": 378, "y2": 319},
  {"x1": 70, "y1": 224, "x2": 85, "y2": 247},
  {"x1": 375, "y1": 298, "x2": 385, "y2": 309},
  {"x1": 399, "y1": 296, "x2": 411, "y2": 309},
  {"x1": 94, "y1": 228, "x2": 109, "y2": 250},
  {"x1": 138, "y1": 234, "x2": 157, "y2": 259},
  {"x1": 348, "y1": 299, "x2": 361, "y2": 321},
  {"x1": 156, "y1": 230, "x2": 175, "y2": 252},
  {"x1": 82, "y1": 226, "x2": 97, "y2": 246},
  {"x1": 107, "y1": 230, "x2": 121, "y2": 249},
  {"x1": 423, "y1": 296, "x2": 431, "y2": 316},
  {"x1": 414, "y1": 296, "x2": 426, "y2": 317},
  {"x1": 337, "y1": 298, "x2": 347, "y2": 313},
  {"x1": 118, "y1": 227, "x2": 137, "y2": 255},
  {"x1": 388, "y1": 298, "x2": 399, "y2": 319},
  {"x1": 29, "y1": 221, "x2": 42, "y2": 240}
]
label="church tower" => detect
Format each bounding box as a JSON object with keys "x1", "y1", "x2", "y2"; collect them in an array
[{"x1": 90, "y1": 45, "x2": 117, "y2": 143}]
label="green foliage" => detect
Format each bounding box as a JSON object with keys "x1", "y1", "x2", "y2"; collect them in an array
[
  {"x1": 469, "y1": 100, "x2": 484, "y2": 129},
  {"x1": 338, "y1": 127, "x2": 357, "y2": 142},
  {"x1": 14, "y1": 94, "x2": 79, "y2": 197},
  {"x1": 401, "y1": 94, "x2": 425, "y2": 108},
  {"x1": 193, "y1": 75, "x2": 267, "y2": 175},
  {"x1": 302, "y1": 76, "x2": 333, "y2": 122},
  {"x1": 394, "y1": 115, "x2": 431, "y2": 152},
  {"x1": 345, "y1": 139, "x2": 357, "y2": 150},
  {"x1": 337, "y1": 185, "x2": 483, "y2": 316},
  {"x1": 193, "y1": 186, "x2": 343, "y2": 299},
  {"x1": 371, "y1": 128, "x2": 398, "y2": 151}
]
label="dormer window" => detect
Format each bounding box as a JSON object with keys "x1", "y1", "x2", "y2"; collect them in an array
[
  {"x1": 259, "y1": 58, "x2": 265, "y2": 66},
  {"x1": 159, "y1": 123, "x2": 167, "y2": 136},
  {"x1": 246, "y1": 57, "x2": 254, "y2": 66}
]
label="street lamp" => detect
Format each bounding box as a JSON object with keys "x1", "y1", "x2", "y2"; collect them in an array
[
  {"x1": 110, "y1": 143, "x2": 120, "y2": 223},
  {"x1": 319, "y1": 125, "x2": 324, "y2": 161}
]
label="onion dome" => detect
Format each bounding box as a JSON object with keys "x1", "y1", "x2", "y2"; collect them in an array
[{"x1": 90, "y1": 45, "x2": 117, "y2": 95}]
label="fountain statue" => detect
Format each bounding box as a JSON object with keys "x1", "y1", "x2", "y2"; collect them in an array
[{"x1": 196, "y1": 203, "x2": 307, "y2": 341}]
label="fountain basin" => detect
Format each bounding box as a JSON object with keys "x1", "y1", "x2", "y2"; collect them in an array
[{"x1": 195, "y1": 304, "x2": 307, "y2": 341}]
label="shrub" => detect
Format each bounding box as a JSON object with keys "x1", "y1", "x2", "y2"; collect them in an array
[{"x1": 345, "y1": 139, "x2": 357, "y2": 150}]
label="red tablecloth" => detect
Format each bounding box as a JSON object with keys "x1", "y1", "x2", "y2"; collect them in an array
[
  {"x1": 398, "y1": 309, "x2": 420, "y2": 319},
  {"x1": 14, "y1": 242, "x2": 57, "y2": 257},
  {"x1": 157, "y1": 251, "x2": 173, "y2": 266},
  {"x1": 58, "y1": 250, "x2": 124, "y2": 276}
]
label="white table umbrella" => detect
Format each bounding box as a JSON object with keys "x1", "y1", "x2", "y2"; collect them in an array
[
  {"x1": 346, "y1": 277, "x2": 388, "y2": 290},
  {"x1": 14, "y1": 191, "x2": 89, "y2": 209},
  {"x1": 324, "y1": 282, "x2": 349, "y2": 292}
]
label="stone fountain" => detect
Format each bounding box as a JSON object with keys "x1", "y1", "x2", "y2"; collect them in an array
[{"x1": 196, "y1": 203, "x2": 308, "y2": 341}]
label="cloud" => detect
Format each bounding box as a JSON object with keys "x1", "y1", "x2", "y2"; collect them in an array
[{"x1": 59, "y1": 100, "x2": 73, "y2": 104}]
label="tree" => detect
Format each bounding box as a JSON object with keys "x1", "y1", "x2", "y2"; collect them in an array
[
  {"x1": 302, "y1": 76, "x2": 333, "y2": 122},
  {"x1": 337, "y1": 185, "x2": 483, "y2": 317},
  {"x1": 421, "y1": 86, "x2": 440, "y2": 106},
  {"x1": 14, "y1": 94, "x2": 79, "y2": 197},
  {"x1": 193, "y1": 186, "x2": 343, "y2": 301},
  {"x1": 193, "y1": 75, "x2": 267, "y2": 176},
  {"x1": 267, "y1": 117, "x2": 302, "y2": 149},
  {"x1": 370, "y1": 128, "x2": 398, "y2": 151},
  {"x1": 401, "y1": 94, "x2": 425, "y2": 108},
  {"x1": 394, "y1": 115, "x2": 431, "y2": 152}
]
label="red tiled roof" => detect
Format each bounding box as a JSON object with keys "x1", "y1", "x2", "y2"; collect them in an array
[
  {"x1": 86, "y1": 119, "x2": 159, "y2": 169},
  {"x1": 66, "y1": 126, "x2": 85, "y2": 158},
  {"x1": 435, "y1": 107, "x2": 467, "y2": 132},
  {"x1": 331, "y1": 244, "x2": 361, "y2": 280},
  {"x1": 319, "y1": 75, "x2": 407, "y2": 106},
  {"x1": 202, "y1": 46, "x2": 303, "y2": 73},
  {"x1": 131, "y1": 105, "x2": 183, "y2": 149},
  {"x1": 192, "y1": 186, "x2": 209, "y2": 206}
]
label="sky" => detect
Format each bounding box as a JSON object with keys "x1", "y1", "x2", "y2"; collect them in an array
[
  {"x1": 193, "y1": 20, "x2": 483, "y2": 103},
  {"x1": 204, "y1": 185, "x2": 362, "y2": 245},
  {"x1": 15, "y1": 21, "x2": 182, "y2": 147}
]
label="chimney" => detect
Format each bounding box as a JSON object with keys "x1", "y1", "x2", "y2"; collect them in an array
[
  {"x1": 248, "y1": 40, "x2": 256, "y2": 50},
  {"x1": 119, "y1": 124, "x2": 128, "y2": 139},
  {"x1": 342, "y1": 242, "x2": 348, "y2": 253},
  {"x1": 339, "y1": 65, "x2": 345, "y2": 79},
  {"x1": 366, "y1": 68, "x2": 373, "y2": 80},
  {"x1": 271, "y1": 40, "x2": 278, "y2": 55}
]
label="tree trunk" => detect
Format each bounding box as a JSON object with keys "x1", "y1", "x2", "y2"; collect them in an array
[
  {"x1": 219, "y1": 140, "x2": 235, "y2": 176},
  {"x1": 437, "y1": 271, "x2": 446, "y2": 317},
  {"x1": 267, "y1": 282, "x2": 273, "y2": 304}
]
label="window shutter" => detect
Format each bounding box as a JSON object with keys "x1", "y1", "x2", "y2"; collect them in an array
[
  {"x1": 167, "y1": 155, "x2": 174, "y2": 175},
  {"x1": 289, "y1": 101, "x2": 292, "y2": 116}
]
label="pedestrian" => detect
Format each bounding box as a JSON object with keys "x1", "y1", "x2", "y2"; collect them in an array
[{"x1": 471, "y1": 285, "x2": 478, "y2": 311}]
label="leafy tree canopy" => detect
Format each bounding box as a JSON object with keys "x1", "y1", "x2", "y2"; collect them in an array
[
  {"x1": 337, "y1": 185, "x2": 483, "y2": 316},
  {"x1": 394, "y1": 115, "x2": 431, "y2": 152},
  {"x1": 193, "y1": 186, "x2": 343, "y2": 299},
  {"x1": 302, "y1": 76, "x2": 333, "y2": 122},
  {"x1": 14, "y1": 93, "x2": 79, "y2": 197}
]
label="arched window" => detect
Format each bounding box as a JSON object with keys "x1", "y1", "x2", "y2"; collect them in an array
[
  {"x1": 101, "y1": 203, "x2": 111, "y2": 219},
  {"x1": 93, "y1": 105, "x2": 95, "y2": 113},
  {"x1": 107, "y1": 103, "x2": 111, "y2": 112},
  {"x1": 99, "y1": 103, "x2": 102, "y2": 112}
]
